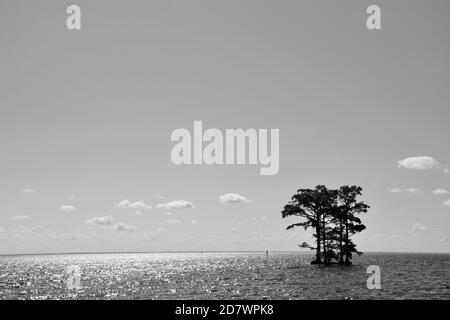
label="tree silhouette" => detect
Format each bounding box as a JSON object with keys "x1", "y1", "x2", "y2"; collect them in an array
[
  {"x1": 282, "y1": 186, "x2": 332, "y2": 264},
  {"x1": 282, "y1": 185, "x2": 369, "y2": 265},
  {"x1": 337, "y1": 186, "x2": 369, "y2": 264}
]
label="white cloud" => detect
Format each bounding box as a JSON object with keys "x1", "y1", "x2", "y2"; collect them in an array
[
  {"x1": 114, "y1": 200, "x2": 131, "y2": 208},
  {"x1": 14, "y1": 225, "x2": 43, "y2": 233},
  {"x1": 10, "y1": 215, "x2": 30, "y2": 221},
  {"x1": 374, "y1": 234, "x2": 401, "y2": 241},
  {"x1": 432, "y1": 189, "x2": 449, "y2": 195},
  {"x1": 261, "y1": 216, "x2": 268, "y2": 220},
  {"x1": 397, "y1": 156, "x2": 439, "y2": 170},
  {"x1": 219, "y1": 193, "x2": 251, "y2": 204},
  {"x1": 143, "y1": 228, "x2": 165, "y2": 241},
  {"x1": 157, "y1": 200, "x2": 195, "y2": 210},
  {"x1": 21, "y1": 189, "x2": 35, "y2": 193},
  {"x1": 59, "y1": 205, "x2": 76, "y2": 212},
  {"x1": 444, "y1": 168, "x2": 450, "y2": 174},
  {"x1": 412, "y1": 223, "x2": 428, "y2": 233},
  {"x1": 443, "y1": 199, "x2": 450, "y2": 207},
  {"x1": 143, "y1": 233, "x2": 158, "y2": 241},
  {"x1": 30, "y1": 225, "x2": 43, "y2": 233},
  {"x1": 113, "y1": 223, "x2": 136, "y2": 232},
  {"x1": 86, "y1": 215, "x2": 114, "y2": 226},
  {"x1": 0, "y1": 227, "x2": 5, "y2": 233},
  {"x1": 390, "y1": 187, "x2": 420, "y2": 194},
  {"x1": 114, "y1": 200, "x2": 152, "y2": 210},
  {"x1": 166, "y1": 219, "x2": 181, "y2": 224},
  {"x1": 128, "y1": 201, "x2": 152, "y2": 210},
  {"x1": 191, "y1": 220, "x2": 198, "y2": 224}
]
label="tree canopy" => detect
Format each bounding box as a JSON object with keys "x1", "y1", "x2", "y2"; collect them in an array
[{"x1": 281, "y1": 185, "x2": 369, "y2": 265}]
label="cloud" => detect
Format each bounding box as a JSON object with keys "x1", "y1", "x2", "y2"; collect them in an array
[
  {"x1": 157, "y1": 200, "x2": 194, "y2": 210},
  {"x1": 128, "y1": 201, "x2": 152, "y2": 210},
  {"x1": 165, "y1": 219, "x2": 181, "y2": 225},
  {"x1": 412, "y1": 223, "x2": 428, "y2": 233},
  {"x1": 261, "y1": 216, "x2": 268, "y2": 221},
  {"x1": 143, "y1": 233, "x2": 158, "y2": 241},
  {"x1": 443, "y1": 199, "x2": 450, "y2": 207},
  {"x1": 0, "y1": 227, "x2": 5, "y2": 233},
  {"x1": 68, "y1": 233, "x2": 80, "y2": 241},
  {"x1": 442, "y1": 235, "x2": 449, "y2": 242},
  {"x1": 21, "y1": 189, "x2": 35, "y2": 194},
  {"x1": 444, "y1": 169, "x2": 450, "y2": 174},
  {"x1": 59, "y1": 205, "x2": 76, "y2": 212},
  {"x1": 391, "y1": 188, "x2": 420, "y2": 193},
  {"x1": 153, "y1": 194, "x2": 166, "y2": 200},
  {"x1": 191, "y1": 220, "x2": 198, "y2": 224},
  {"x1": 29, "y1": 225, "x2": 43, "y2": 233},
  {"x1": 114, "y1": 200, "x2": 131, "y2": 208},
  {"x1": 114, "y1": 200, "x2": 152, "y2": 210},
  {"x1": 10, "y1": 215, "x2": 30, "y2": 221},
  {"x1": 374, "y1": 234, "x2": 401, "y2": 241},
  {"x1": 397, "y1": 156, "x2": 439, "y2": 170},
  {"x1": 113, "y1": 223, "x2": 136, "y2": 232},
  {"x1": 219, "y1": 193, "x2": 251, "y2": 204},
  {"x1": 143, "y1": 228, "x2": 165, "y2": 241},
  {"x1": 4, "y1": 227, "x2": 92, "y2": 243},
  {"x1": 86, "y1": 215, "x2": 114, "y2": 226},
  {"x1": 432, "y1": 189, "x2": 449, "y2": 195},
  {"x1": 14, "y1": 225, "x2": 43, "y2": 233}
]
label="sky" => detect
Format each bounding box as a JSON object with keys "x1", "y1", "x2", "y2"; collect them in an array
[{"x1": 0, "y1": 0, "x2": 449, "y2": 254}]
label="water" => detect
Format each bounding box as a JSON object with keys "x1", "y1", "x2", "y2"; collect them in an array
[{"x1": 0, "y1": 252, "x2": 449, "y2": 300}]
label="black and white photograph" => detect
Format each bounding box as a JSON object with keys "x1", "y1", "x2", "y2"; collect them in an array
[{"x1": 0, "y1": 0, "x2": 449, "y2": 314}]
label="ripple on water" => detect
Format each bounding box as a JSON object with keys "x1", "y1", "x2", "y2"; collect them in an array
[{"x1": 0, "y1": 252, "x2": 449, "y2": 299}]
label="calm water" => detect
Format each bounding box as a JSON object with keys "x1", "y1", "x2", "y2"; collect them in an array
[{"x1": 0, "y1": 252, "x2": 449, "y2": 300}]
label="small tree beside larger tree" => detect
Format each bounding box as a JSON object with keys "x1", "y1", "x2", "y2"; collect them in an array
[{"x1": 281, "y1": 185, "x2": 369, "y2": 265}]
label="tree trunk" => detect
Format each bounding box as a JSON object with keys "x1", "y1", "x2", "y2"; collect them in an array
[
  {"x1": 344, "y1": 220, "x2": 350, "y2": 264},
  {"x1": 339, "y1": 219, "x2": 344, "y2": 264},
  {"x1": 322, "y1": 216, "x2": 327, "y2": 264},
  {"x1": 314, "y1": 222, "x2": 322, "y2": 264}
]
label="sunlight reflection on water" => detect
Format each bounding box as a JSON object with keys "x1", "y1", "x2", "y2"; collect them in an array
[{"x1": 0, "y1": 252, "x2": 449, "y2": 299}]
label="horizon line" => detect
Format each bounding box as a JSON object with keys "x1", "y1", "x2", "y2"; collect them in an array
[{"x1": 1, "y1": 249, "x2": 449, "y2": 257}]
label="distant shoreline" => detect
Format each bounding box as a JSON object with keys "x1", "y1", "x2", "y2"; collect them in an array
[{"x1": 1, "y1": 250, "x2": 449, "y2": 257}]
